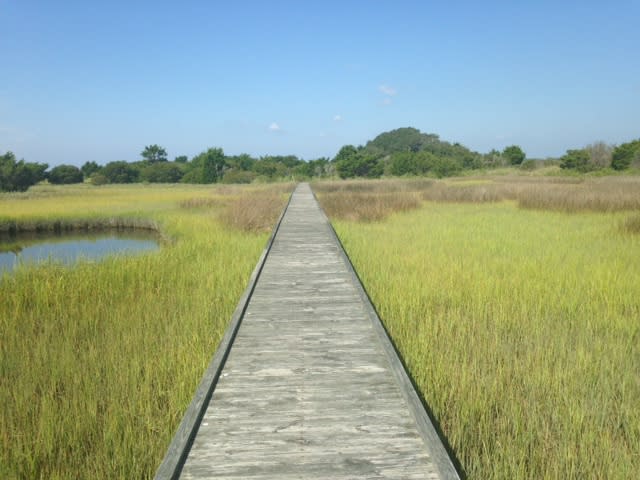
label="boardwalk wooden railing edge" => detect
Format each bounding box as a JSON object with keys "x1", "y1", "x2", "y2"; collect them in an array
[
  {"x1": 153, "y1": 189, "x2": 295, "y2": 480},
  {"x1": 312, "y1": 187, "x2": 462, "y2": 480}
]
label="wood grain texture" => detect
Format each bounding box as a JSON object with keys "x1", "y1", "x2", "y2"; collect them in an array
[{"x1": 172, "y1": 183, "x2": 459, "y2": 479}]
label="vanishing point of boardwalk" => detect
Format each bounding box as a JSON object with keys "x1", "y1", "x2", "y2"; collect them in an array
[{"x1": 156, "y1": 183, "x2": 459, "y2": 479}]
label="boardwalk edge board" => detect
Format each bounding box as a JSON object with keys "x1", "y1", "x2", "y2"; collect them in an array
[
  {"x1": 153, "y1": 190, "x2": 294, "y2": 480},
  {"x1": 311, "y1": 187, "x2": 461, "y2": 480}
]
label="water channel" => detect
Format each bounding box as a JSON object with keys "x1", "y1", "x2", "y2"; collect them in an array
[{"x1": 0, "y1": 230, "x2": 160, "y2": 275}]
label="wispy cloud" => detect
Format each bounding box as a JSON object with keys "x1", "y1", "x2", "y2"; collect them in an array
[
  {"x1": 378, "y1": 84, "x2": 397, "y2": 96},
  {"x1": 268, "y1": 122, "x2": 281, "y2": 132},
  {"x1": 333, "y1": 114, "x2": 342, "y2": 122}
]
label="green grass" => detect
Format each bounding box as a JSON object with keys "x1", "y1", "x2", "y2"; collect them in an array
[
  {"x1": 316, "y1": 178, "x2": 640, "y2": 479},
  {"x1": 0, "y1": 183, "x2": 291, "y2": 479}
]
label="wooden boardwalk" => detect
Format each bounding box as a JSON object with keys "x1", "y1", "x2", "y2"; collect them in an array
[{"x1": 156, "y1": 183, "x2": 459, "y2": 479}]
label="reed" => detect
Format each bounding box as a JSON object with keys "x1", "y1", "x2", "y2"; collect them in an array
[
  {"x1": 314, "y1": 176, "x2": 640, "y2": 220},
  {"x1": 0, "y1": 183, "x2": 291, "y2": 479}
]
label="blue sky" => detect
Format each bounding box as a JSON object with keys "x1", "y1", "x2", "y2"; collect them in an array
[{"x1": 1, "y1": 0, "x2": 639, "y2": 166}]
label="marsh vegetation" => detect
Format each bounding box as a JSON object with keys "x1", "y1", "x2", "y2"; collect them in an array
[
  {"x1": 0, "y1": 183, "x2": 292, "y2": 478},
  {"x1": 314, "y1": 175, "x2": 640, "y2": 479}
]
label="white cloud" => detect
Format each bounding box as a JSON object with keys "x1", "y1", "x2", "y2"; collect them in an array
[
  {"x1": 268, "y1": 122, "x2": 281, "y2": 132},
  {"x1": 378, "y1": 84, "x2": 397, "y2": 96},
  {"x1": 333, "y1": 114, "x2": 342, "y2": 121},
  {"x1": 382, "y1": 98, "x2": 393, "y2": 105}
]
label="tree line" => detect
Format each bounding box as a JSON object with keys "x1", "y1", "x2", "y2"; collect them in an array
[
  {"x1": 559, "y1": 139, "x2": 640, "y2": 172},
  {"x1": 2, "y1": 128, "x2": 639, "y2": 192}
]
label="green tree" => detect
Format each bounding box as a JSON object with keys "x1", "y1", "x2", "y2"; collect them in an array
[
  {"x1": 174, "y1": 155, "x2": 188, "y2": 164},
  {"x1": 611, "y1": 139, "x2": 640, "y2": 170},
  {"x1": 425, "y1": 155, "x2": 462, "y2": 178},
  {"x1": 251, "y1": 159, "x2": 287, "y2": 179},
  {"x1": 0, "y1": 151, "x2": 48, "y2": 192},
  {"x1": 140, "y1": 162, "x2": 184, "y2": 183},
  {"x1": 102, "y1": 161, "x2": 139, "y2": 183},
  {"x1": 560, "y1": 149, "x2": 590, "y2": 171},
  {"x1": 333, "y1": 145, "x2": 359, "y2": 164},
  {"x1": 141, "y1": 144, "x2": 168, "y2": 163},
  {"x1": 48, "y1": 164, "x2": 83, "y2": 184},
  {"x1": 81, "y1": 161, "x2": 100, "y2": 178},
  {"x1": 364, "y1": 127, "x2": 427, "y2": 154},
  {"x1": 502, "y1": 145, "x2": 526, "y2": 165},
  {"x1": 389, "y1": 152, "x2": 421, "y2": 176},
  {"x1": 336, "y1": 152, "x2": 382, "y2": 178},
  {"x1": 230, "y1": 153, "x2": 256, "y2": 171},
  {"x1": 25, "y1": 162, "x2": 48, "y2": 184},
  {"x1": 221, "y1": 169, "x2": 256, "y2": 184},
  {"x1": 182, "y1": 148, "x2": 226, "y2": 183}
]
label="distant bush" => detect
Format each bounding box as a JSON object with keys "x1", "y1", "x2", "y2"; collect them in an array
[
  {"x1": 611, "y1": 139, "x2": 640, "y2": 170},
  {"x1": 48, "y1": 164, "x2": 83, "y2": 184},
  {"x1": 502, "y1": 145, "x2": 526, "y2": 165},
  {"x1": 102, "y1": 161, "x2": 139, "y2": 184},
  {"x1": 0, "y1": 151, "x2": 48, "y2": 192},
  {"x1": 560, "y1": 149, "x2": 591, "y2": 172},
  {"x1": 81, "y1": 161, "x2": 100, "y2": 178},
  {"x1": 221, "y1": 169, "x2": 256, "y2": 184},
  {"x1": 139, "y1": 162, "x2": 184, "y2": 183},
  {"x1": 90, "y1": 173, "x2": 108, "y2": 185},
  {"x1": 520, "y1": 159, "x2": 538, "y2": 171}
]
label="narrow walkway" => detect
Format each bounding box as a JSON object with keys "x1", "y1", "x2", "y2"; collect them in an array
[{"x1": 170, "y1": 183, "x2": 458, "y2": 479}]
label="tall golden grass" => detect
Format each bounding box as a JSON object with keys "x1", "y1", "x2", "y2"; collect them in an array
[
  {"x1": 314, "y1": 176, "x2": 640, "y2": 222},
  {"x1": 312, "y1": 179, "x2": 431, "y2": 221}
]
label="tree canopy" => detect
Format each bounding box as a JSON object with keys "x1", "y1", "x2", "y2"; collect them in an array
[
  {"x1": 611, "y1": 139, "x2": 640, "y2": 170},
  {"x1": 48, "y1": 164, "x2": 83, "y2": 184},
  {"x1": 141, "y1": 144, "x2": 168, "y2": 163},
  {"x1": 502, "y1": 145, "x2": 526, "y2": 165},
  {"x1": 0, "y1": 151, "x2": 48, "y2": 192}
]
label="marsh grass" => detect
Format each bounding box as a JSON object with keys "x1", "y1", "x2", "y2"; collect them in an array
[
  {"x1": 179, "y1": 183, "x2": 293, "y2": 233},
  {"x1": 312, "y1": 179, "x2": 431, "y2": 221},
  {"x1": 219, "y1": 192, "x2": 288, "y2": 232},
  {"x1": 314, "y1": 176, "x2": 640, "y2": 222},
  {"x1": 316, "y1": 177, "x2": 640, "y2": 478},
  {"x1": 0, "y1": 183, "x2": 291, "y2": 479},
  {"x1": 621, "y1": 212, "x2": 640, "y2": 234},
  {"x1": 317, "y1": 192, "x2": 421, "y2": 221}
]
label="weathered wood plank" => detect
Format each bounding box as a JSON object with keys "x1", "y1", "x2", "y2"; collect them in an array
[{"x1": 158, "y1": 183, "x2": 459, "y2": 479}]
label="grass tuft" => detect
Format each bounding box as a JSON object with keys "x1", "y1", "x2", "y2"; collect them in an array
[
  {"x1": 317, "y1": 192, "x2": 421, "y2": 222},
  {"x1": 621, "y1": 212, "x2": 640, "y2": 234},
  {"x1": 219, "y1": 192, "x2": 289, "y2": 232},
  {"x1": 313, "y1": 179, "x2": 429, "y2": 221}
]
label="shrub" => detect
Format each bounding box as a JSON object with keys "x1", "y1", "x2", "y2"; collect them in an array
[
  {"x1": 221, "y1": 169, "x2": 256, "y2": 184},
  {"x1": 90, "y1": 173, "x2": 108, "y2": 186},
  {"x1": 520, "y1": 159, "x2": 538, "y2": 171},
  {"x1": 102, "y1": 161, "x2": 139, "y2": 184},
  {"x1": 560, "y1": 149, "x2": 590, "y2": 171},
  {"x1": 611, "y1": 139, "x2": 640, "y2": 170},
  {"x1": 48, "y1": 164, "x2": 83, "y2": 184},
  {"x1": 139, "y1": 162, "x2": 184, "y2": 183}
]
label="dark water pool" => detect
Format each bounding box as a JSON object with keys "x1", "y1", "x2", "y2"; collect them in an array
[{"x1": 0, "y1": 231, "x2": 160, "y2": 275}]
